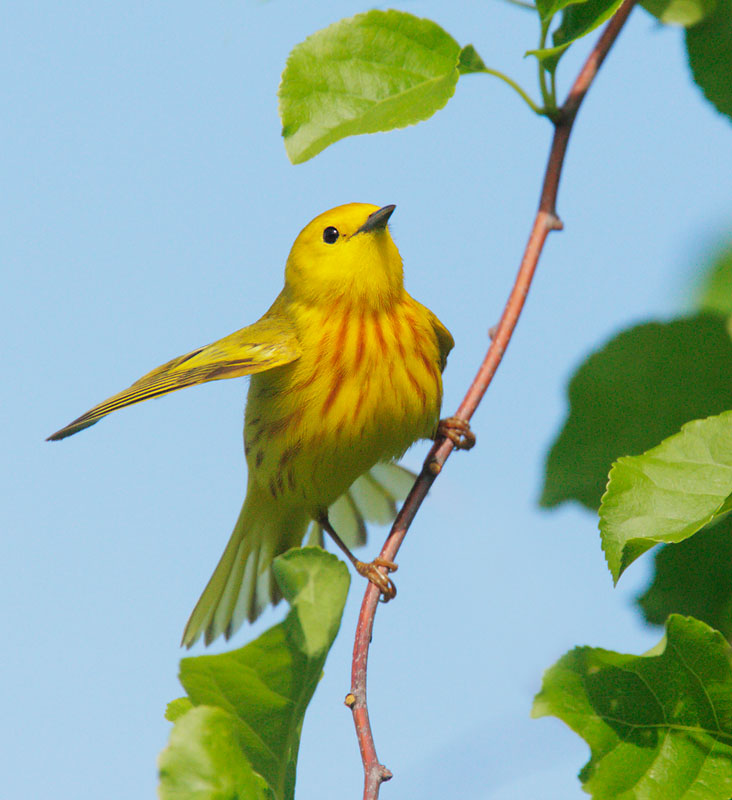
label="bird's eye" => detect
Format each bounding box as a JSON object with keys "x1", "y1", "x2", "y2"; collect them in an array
[{"x1": 322, "y1": 226, "x2": 339, "y2": 244}]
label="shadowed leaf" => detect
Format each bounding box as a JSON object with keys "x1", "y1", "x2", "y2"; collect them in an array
[
  {"x1": 686, "y1": 0, "x2": 732, "y2": 121},
  {"x1": 542, "y1": 315, "x2": 732, "y2": 510},
  {"x1": 642, "y1": 0, "x2": 717, "y2": 26},
  {"x1": 698, "y1": 240, "x2": 732, "y2": 316},
  {"x1": 458, "y1": 44, "x2": 488, "y2": 74},
  {"x1": 637, "y1": 516, "x2": 732, "y2": 639},
  {"x1": 528, "y1": 0, "x2": 624, "y2": 72}
]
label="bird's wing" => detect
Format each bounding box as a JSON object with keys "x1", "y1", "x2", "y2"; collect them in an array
[
  {"x1": 47, "y1": 314, "x2": 301, "y2": 441},
  {"x1": 425, "y1": 307, "x2": 455, "y2": 372}
]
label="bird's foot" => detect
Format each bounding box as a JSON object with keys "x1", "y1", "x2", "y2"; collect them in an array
[
  {"x1": 437, "y1": 417, "x2": 476, "y2": 450},
  {"x1": 355, "y1": 557, "x2": 398, "y2": 601}
]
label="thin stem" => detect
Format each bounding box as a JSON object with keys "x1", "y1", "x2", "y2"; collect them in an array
[
  {"x1": 480, "y1": 67, "x2": 545, "y2": 115},
  {"x1": 347, "y1": 2, "x2": 638, "y2": 799},
  {"x1": 501, "y1": 0, "x2": 537, "y2": 10},
  {"x1": 537, "y1": 20, "x2": 554, "y2": 111}
]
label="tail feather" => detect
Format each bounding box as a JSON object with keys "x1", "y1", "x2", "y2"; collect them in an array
[
  {"x1": 216, "y1": 533, "x2": 251, "y2": 640},
  {"x1": 181, "y1": 484, "x2": 306, "y2": 648},
  {"x1": 181, "y1": 462, "x2": 417, "y2": 648}
]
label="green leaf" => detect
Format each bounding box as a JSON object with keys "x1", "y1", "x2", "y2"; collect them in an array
[
  {"x1": 270, "y1": 547, "x2": 348, "y2": 657},
  {"x1": 159, "y1": 548, "x2": 350, "y2": 800},
  {"x1": 536, "y1": 0, "x2": 595, "y2": 24},
  {"x1": 279, "y1": 10, "x2": 464, "y2": 164},
  {"x1": 458, "y1": 44, "x2": 488, "y2": 74},
  {"x1": 533, "y1": 615, "x2": 732, "y2": 800},
  {"x1": 542, "y1": 315, "x2": 732, "y2": 510},
  {"x1": 698, "y1": 241, "x2": 732, "y2": 316},
  {"x1": 687, "y1": 0, "x2": 732, "y2": 121},
  {"x1": 637, "y1": 516, "x2": 732, "y2": 639},
  {"x1": 600, "y1": 410, "x2": 732, "y2": 583},
  {"x1": 553, "y1": 0, "x2": 625, "y2": 48},
  {"x1": 527, "y1": 0, "x2": 624, "y2": 72},
  {"x1": 158, "y1": 706, "x2": 270, "y2": 800},
  {"x1": 165, "y1": 697, "x2": 193, "y2": 723},
  {"x1": 642, "y1": 0, "x2": 717, "y2": 26}
]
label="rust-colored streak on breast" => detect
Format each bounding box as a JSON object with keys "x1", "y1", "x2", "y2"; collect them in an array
[
  {"x1": 392, "y1": 313, "x2": 407, "y2": 362},
  {"x1": 403, "y1": 308, "x2": 418, "y2": 330},
  {"x1": 420, "y1": 349, "x2": 439, "y2": 383},
  {"x1": 406, "y1": 368, "x2": 427, "y2": 407},
  {"x1": 321, "y1": 372, "x2": 344, "y2": 419},
  {"x1": 353, "y1": 312, "x2": 367, "y2": 373},
  {"x1": 331, "y1": 309, "x2": 350, "y2": 370},
  {"x1": 351, "y1": 383, "x2": 369, "y2": 426},
  {"x1": 373, "y1": 314, "x2": 388, "y2": 359}
]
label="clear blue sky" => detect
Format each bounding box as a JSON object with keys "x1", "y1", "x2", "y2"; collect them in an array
[{"x1": 5, "y1": 1, "x2": 732, "y2": 798}]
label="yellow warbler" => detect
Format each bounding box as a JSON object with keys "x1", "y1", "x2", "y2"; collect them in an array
[{"x1": 48, "y1": 203, "x2": 460, "y2": 647}]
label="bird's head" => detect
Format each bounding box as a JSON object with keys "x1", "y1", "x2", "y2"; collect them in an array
[{"x1": 284, "y1": 203, "x2": 404, "y2": 309}]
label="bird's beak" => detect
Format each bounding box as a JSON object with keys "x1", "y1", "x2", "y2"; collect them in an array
[{"x1": 354, "y1": 204, "x2": 396, "y2": 235}]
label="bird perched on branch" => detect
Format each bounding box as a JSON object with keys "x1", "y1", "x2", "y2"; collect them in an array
[{"x1": 49, "y1": 203, "x2": 472, "y2": 647}]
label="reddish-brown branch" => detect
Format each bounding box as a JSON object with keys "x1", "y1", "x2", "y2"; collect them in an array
[{"x1": 347, "y1": 2, "x2": 638, "y2": 798}]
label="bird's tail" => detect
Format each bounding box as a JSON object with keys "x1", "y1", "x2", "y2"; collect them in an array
[
  {"x1": 181, "y1": 462, "x2": 416, "y2": 648},
  {"x1": 181, "y1": 481, "x2": 307, "y2": 648}
]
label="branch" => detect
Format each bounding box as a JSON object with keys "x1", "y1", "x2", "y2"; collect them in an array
[{"x1": 346, "y1": 2, "x2": 639, "y2": 798}]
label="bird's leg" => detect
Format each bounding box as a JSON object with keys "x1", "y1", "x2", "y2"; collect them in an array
[
  {"x1": 437, "y1": 416, "x2": 476, "y2": 450},
  {"x1": 317, "y1": 514, "x2": 398, "y2": 601}
]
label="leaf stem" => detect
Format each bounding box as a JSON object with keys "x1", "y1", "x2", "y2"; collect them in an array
[
  {"x1": 537, "y1": 19, "x2": 553, "y2": 110},
  {"x1": 501, "y1": 0, "x2": 538, "y2": 11},
  {"x1": 347, "y1": 2, "x2": 638, "y2": 799},
  {"x1": 480, "y1": 67, "x2": 545, "y2": 115}
]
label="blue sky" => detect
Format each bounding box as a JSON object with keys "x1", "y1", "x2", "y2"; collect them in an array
[{"x1": 5, "y1": 2, "x2": 732, "y2": 798}]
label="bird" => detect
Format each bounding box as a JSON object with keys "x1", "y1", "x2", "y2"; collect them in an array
[{"x1": 48, "y1": 203, "x2": 473, "y2": 647}]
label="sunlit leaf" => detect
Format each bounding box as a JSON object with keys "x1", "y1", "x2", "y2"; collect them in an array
[
  {"x1": 533, "y1": 615, "x2": 732, "y2": 799},
  {"x1": 159, "y1": 548, "x2": 350, "y2": 800},
  {"x1": 164, "y1": 697, "x2": 193, "y2": 723},
  {"x1": 280, "y1": 10, "x2": 465, "y2": 163},
  {"x1": 158, "y1": 706, "x2": 270, "y2": 800},
  {"x1": 600, "y1": 410, "x2": 732, "y2": 583}
]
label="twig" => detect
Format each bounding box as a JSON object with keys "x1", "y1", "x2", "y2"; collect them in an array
[{"x1": 346, "y1": 1, "x2": 638, "y2": 798}]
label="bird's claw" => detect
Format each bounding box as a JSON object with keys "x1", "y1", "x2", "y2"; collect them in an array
[
  {"x1": 437, "y1": 417, "x2": 476, "y2": 450},
  {"x1": 355, "y1": 557, "x2": 398, "y2": 601}
]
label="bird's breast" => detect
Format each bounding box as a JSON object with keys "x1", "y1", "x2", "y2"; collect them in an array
[{"x1": 244, "y1": 299, "x2": 443, "y2": 510}]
